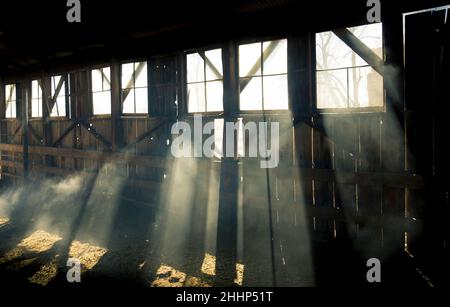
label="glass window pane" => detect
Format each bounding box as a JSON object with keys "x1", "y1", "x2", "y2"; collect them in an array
[
  {"x1": 348, "y1": 23, "x2": 383, "y2": 60},
  {"x1": 205, "y1": 49, "x2": 223, "y2": 81},
  {"x1": 93, "y1": 91, "x2": 111, "y2": 115},
  {"x1": 32, "y1": 99, "x2": 42, "y2": 118},
  {"x1": 263, "y1": 75, "x2": 288, "y2": 110},
  {"x1": 32, "y1": 80, "x2": 41, "y2": 99},
  {"x1": 92, "y1": 69, "x2": 103, "y2": 92},
  {"x1": 51, "y1": 76, "x2": 65, "y2": 98},
  {"x1": 102, "y1": 67, "x2": 111, "y2": 91},
  {"x1": 187, "y1": 53, "x2": 205, "y2": 83},
  {"x1": 135, "y1": 62, "x2": 148, "y2": 88},
  {"x1": 5, "y1": 85, "x2": 16, "y2": 118},
  {"x1": 123, "y1": 89, "x2": 135, "y2": 113},
  {"x1": 317, "y1": 69, "x2": 348, "y2": 109},
  {"x1": 316, "y1": 23, "x2": 383, "y2": 71},
  {"x1": 135, "y1": 87, "x2": 148, "y2": 113},
  {"x1": 239, "y1": 43, "x2": 262, "y2": 77},
  {"x1": 10, "y1": 99, "x2": 16, "y2": 118},
  {"x1": 348, "y1": 67, "x2": 383, "y2": 108},
  {"x1": 206, "y1": 81, "x2": 223, "y2": 112},
  {"x1": 51, "y1": 96, "x2": 66, "y2": 117},
  {"x1": 121, "y1": 63, "x2": 134, "y2": 89},
  {"x1": 187, "y1": 83, "x2": 206, "y2": 113},
  {"x1": 263, "y1": 39, "x2": 288, "y2": 75},
  {"x1": 240, "y1": 76, "x2": 262, "y2": 110}
]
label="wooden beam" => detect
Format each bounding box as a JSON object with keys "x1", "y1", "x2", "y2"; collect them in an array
[
  {"x1": 52, "y1": 120, "x2": 78, "y2": 147},
  {"x1": 199, "y1": 52, "x2": 223, "y2": 80},
  {"x1": 332, "y1": 28, "x2": 385, "y2": 76},
  {"x1": 121, "y1": 62, "x2": 146, "y2": 103},
  {"x1": 21, "y1": 81, "x2": 30, "y2": 178},
  {"x1": 239, "y1": 40, "x2": 280, "y2": 92},
  {"x1": 111, "y1": 59, "x2": 123, "y2": 151},
  {"x1": 79, "y1": 120, "x2": 112, "y2": 150},
  {"x1": 124, "y1": 117, "x2": 167, "y2": 150},
  {"x1": 48, "y1": 75, "x2": 66, "y2": 115}
]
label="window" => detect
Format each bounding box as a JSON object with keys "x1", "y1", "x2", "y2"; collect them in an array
[
  {"x1": 31, "y1": 80, "x2": 43, "y2": 118},
  {"x1": 239, "y1": 39, "x2": 288, "y2": 111},
  {"x1": 4, "y1": 84, "x2": 17, "y2": 118},
  {"x1": 316, "y1": 23, "x2": 384, "y2": 110},
  {"x1": 50, "y1": 75, "x2": 69, "y2": 117},
  {"x1": 91, "y1": 67, "x2": 111, "y2": 115},
  {"x1": 121, "y1": 61, "x2": 148, "y2": 114},
  {"x1": 186, "y1": 48, "x2": 223, "y2": 113}
]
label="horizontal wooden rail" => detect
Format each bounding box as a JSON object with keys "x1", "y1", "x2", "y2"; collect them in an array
[{"x1": 0, "y1": 143, "x2": 426, "y2": 189}]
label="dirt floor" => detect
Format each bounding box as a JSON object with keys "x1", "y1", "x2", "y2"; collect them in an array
[{"x1": 0, "y1": 180, "x2": 434, "y2": 288}]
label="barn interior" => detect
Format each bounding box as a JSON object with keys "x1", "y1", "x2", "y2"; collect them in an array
[{"x1": 0, "y1": 0, "x2": 448, "y2": 288}]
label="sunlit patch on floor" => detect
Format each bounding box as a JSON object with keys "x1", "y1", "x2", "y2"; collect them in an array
[
  {"x1": 69, "y1": 241, "x2": 108, "y2": 271},
  {"x1": 184, "y1": 276, "x2": 211, "y2": 287},
  {"x1": 234, "y1": 263, "x2": 245, "y2": 286},
  {"x1": 17, "y1": 230, "x2": 62, "y2": 253},
  {"x1": 200, "y1": 253, "x2": 245, "y2": 286},
  {"x1": 151, "y1": 264, "x2": 186, "y2": 287},
  {"x1": 0, "y1": 247, "x2": 24, "y2": 265},
  {"x1": 28, "y1": 256, "x2": 59, "y2": 286},
  {"x1": 0, "y1": 230, "x2": 62, "y2": 265},
  {"x1": 201, "y1": 253, "x2": 216, "y2": 276}
]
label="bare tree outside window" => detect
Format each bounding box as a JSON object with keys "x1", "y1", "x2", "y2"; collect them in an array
[{"x1": 316, "y1": 23, "x2": 384, "y2": 110}]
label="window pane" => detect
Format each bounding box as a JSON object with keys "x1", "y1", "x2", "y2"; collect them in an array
[
  {"x1": 317, "y1": 69, "x2": 348, "y2": 109},
  {"x1": 239, "y1": 43, "x2": 261, "y2": 77},
  {"x1": 32, "y1": 99, "x2": 42, "y2": 118},
  {"x1": 93, "y1": 91, "x2": 111, "y2": 115},
  {"x1": 263, "y1": 75, "x2": 288, "y2": 110},
  {"x1": 348, "y1": 23, "x2": 383, "y2": 60},
  {"x1": 206, "y1": 81, "x2": 223, "y2": 112},
  {"x1": 135, "y1": 87, "x2": 148, "y2": 113},
  {"x1": 51, "y1": 76, "x2": 64, "y2": 96},
  {"x1": 5, "y1": 84, "x2": 16, "y2": 118},
  {"x1": 187, "y1": 53, "x2": 205, "y2": 83},
  {"x1": 263, "y1": 39, "x2": 288, "y2": 75},
  {"x1": 32, "y1": 80, "x2": 42, "y2": 99},
  {"x1": 240, "y1": 77, "x2": 263, "y2": 110},
  {"x1": 102, "y1": 67, "x2": 111, "y2": 91},
  {"x1": 123, "y1": 89, "x2": 135, "y2": 114},
  {"x1": 51, "y1": 96, "x2": 66, "y2": 117},
  {"x1": 348, "y1": 67, "x2": 383, "y2": 108},
  {"x1": 205, "y1": 49, "x2": 223, "y2": 81},
  {"x1": 92, "y1": 69, "x2": 103, "y2": 92},
  {"x1": 135, "y1": 62, "x2": 148, "y2": 88},
  {"x1": 187, "y1": 83, "x2": 206, "y2": 113},
  {"x1": 122, "y1": 63, "x2": 134, "y2": 89},
  {"x1": 316, "y1": 23, "x2": 383, "y2": 70},
  {"x1": 10, "y1": 100, "x2": 17, "y2": 118}
]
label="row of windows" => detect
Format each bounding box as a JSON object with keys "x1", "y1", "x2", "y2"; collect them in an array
[{"x1": 3, "y1": 23, "x2": 384, "y2": 119}]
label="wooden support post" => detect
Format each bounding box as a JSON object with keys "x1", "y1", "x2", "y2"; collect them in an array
[
  {"x1": 21, "y1": 81, "x2": 30, "y2": 179},
  {"x1": 215, "y1": 40, "x2": 240, "y2": 286},
  {"x1": 111, "y1": 59, "x2": 123, "y2": 151}
]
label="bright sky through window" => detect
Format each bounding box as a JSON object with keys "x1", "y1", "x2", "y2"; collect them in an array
[
  {"x1": 186, "y1": 48, "x2": 223, "y2": 113},
  {"x1": 92, "y1": 67, "x2": 111, "y2": 115},
  {"x1": 122, "y1": 62, "x2": 148, "y2": 114},
  {"x1": 316, "y1": 23, "x2": 384, "y2": 109},
  {"x1": 31, "y1": 80, "x2": 43, "y2": 118},
  {"x1": 4, "y1": 84, "x2": 17, "y2": 119},
  {"x1": 239, "y1": 39, "x2": 288, "y2": 111}
]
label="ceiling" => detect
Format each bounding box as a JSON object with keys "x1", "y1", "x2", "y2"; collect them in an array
[{"x1": 0, "y1": 0, "x2": 446, "y2": 77}]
